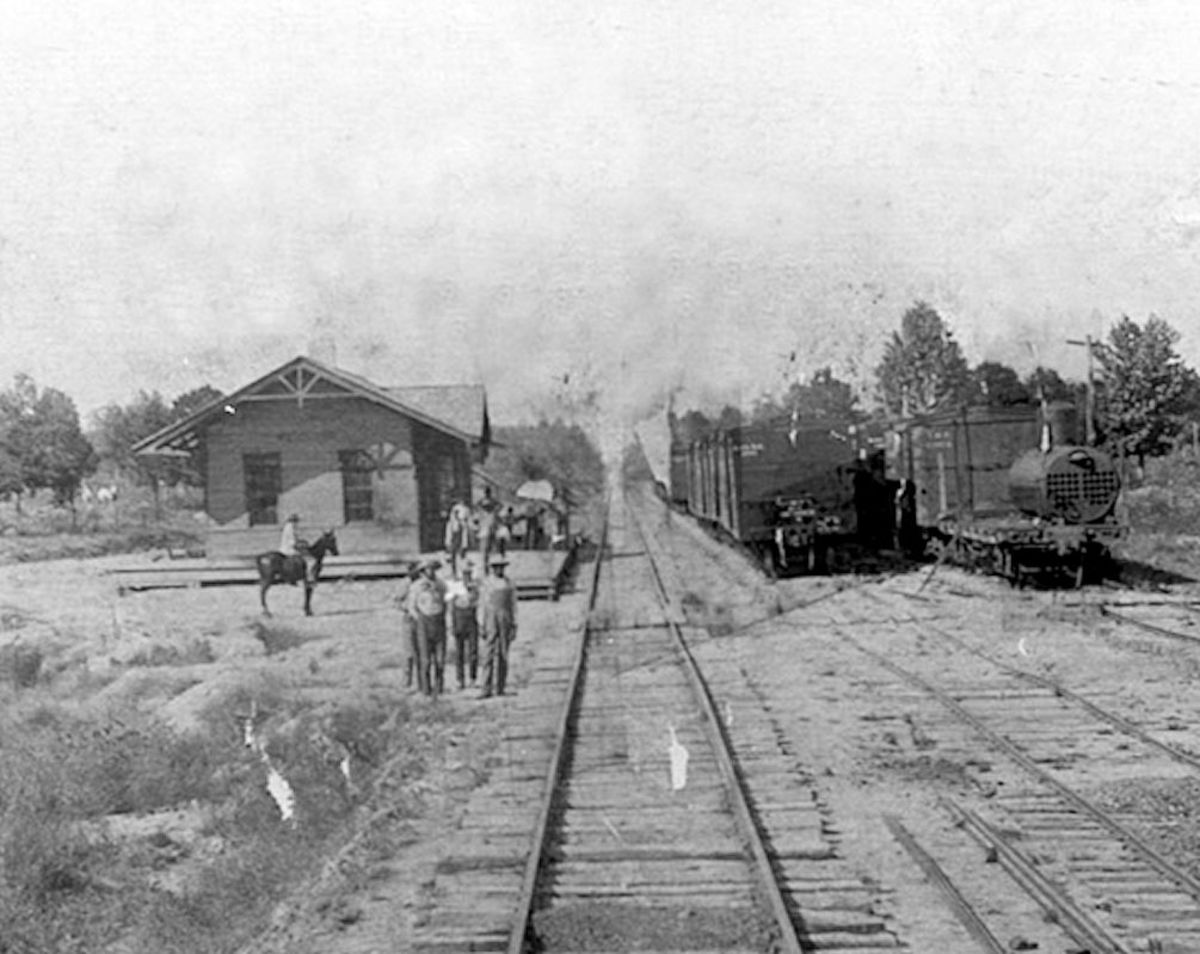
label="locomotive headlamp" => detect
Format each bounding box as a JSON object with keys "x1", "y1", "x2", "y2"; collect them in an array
[{"x1": 1067, "y1": 449, "x2": 1096, "y2": 471}]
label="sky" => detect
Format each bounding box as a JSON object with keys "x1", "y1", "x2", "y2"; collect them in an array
[{"x1": 3, "y1": 0, "x2": 1200, "y2": 434}]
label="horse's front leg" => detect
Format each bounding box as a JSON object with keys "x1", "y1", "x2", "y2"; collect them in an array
[
  {"x1": 260, "y1": 583, "x2": 272, "y2": 617},
  {"x1": 303, "y1": 583, "x2": 313, "y2": 617}
]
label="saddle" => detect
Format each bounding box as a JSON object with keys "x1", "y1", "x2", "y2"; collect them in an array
[{"x1": 274, "y1": 552, "x2": 314, "y2": 585}]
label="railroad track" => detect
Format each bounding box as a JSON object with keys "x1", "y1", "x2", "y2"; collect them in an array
[
  {"x1": 810, "y1": 584, "x2": 1200, "y2": 951},
  {"x1": 629, "y1": 480, "x2": 1200, "y2": 951},
  {"x1": 412, "y1": 487, "x2": 900, "y2": 952}
]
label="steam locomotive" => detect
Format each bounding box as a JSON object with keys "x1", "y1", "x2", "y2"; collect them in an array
[{"x1": 888, "y1": 402, "x2": 1124, "y2": 586}]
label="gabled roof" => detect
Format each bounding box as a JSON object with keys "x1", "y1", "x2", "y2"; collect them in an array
[
  {"x1": 386, "y1": 386, "x2": 490, "y2": 448},
  {"x1": 133, "y1": 355, "x2": 490, "y2": 456}
]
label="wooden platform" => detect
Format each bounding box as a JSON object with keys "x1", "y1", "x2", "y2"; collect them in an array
[{"x1": 109, "y1": 547, "x2": 577, "y2": 600}]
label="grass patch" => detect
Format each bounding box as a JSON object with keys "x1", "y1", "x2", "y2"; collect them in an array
[
  {"x1": 251, "y1": 621, "x2": 308, "y2": 656},
  {"x1": 0, "y1": 487, "x2": 205, "y2": 565},
  {"x1": 0, "y1": 691, "x2": 456, "y2": 954}
]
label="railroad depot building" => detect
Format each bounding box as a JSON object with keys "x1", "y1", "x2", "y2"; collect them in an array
[{"x1": 133, "y1": 355, "x2": 490, "y2": 559}]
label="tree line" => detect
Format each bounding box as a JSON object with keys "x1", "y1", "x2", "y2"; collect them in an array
[
  {"x1": 674, "y1": 302, "x2": 1200, "y2": 468},
  {"x1": 0, "y1": 380, "x2": 223, "y2": 514}
]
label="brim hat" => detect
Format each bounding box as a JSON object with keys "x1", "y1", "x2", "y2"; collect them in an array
[{"x1": 488, "y1": 556, "x2": 509, "y2": 567}]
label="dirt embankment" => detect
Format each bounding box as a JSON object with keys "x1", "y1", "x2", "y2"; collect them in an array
[{"x1": 0, "y1": 552, "x2": 577, "y2": 954}]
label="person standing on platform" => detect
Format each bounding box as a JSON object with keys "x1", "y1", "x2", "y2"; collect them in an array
[
  {"x1": 394, "y1": 562, "x2": 421, "y2": 690},
  {"x1": 475, "y1": 487, "x2": 500, "y2": 567},
  {"x1": 443, "y1": 501, "x2": 472, "y2": 577},
  {"x1": 408, "y1": 559, "x2": 447, "y2": 697},
  {"x1": 524, "y1": 505, "x2": 542, "y2": 550},
  {"x1": 448, "y1": 561, "x2": 481, "y2": 689},
  {"x1": 497, "y1": 505, "x2": 514, "y2": 557},
  {"x1": 478, "y1": 555, "x2": 517, "y2": 698}
]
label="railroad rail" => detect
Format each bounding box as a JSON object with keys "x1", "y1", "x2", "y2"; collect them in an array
[{"x1": 1098, "y1": 599, "x2": 1200, "y2": 645}]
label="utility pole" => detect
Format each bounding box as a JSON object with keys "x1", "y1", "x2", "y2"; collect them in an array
[{"x1": 1066, "y1": 335, "x2": 1096, "y2": 445}]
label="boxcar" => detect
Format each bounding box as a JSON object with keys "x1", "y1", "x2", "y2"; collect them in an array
[
  {"x1": 887, "y1": 403, "x2": 1124, "y2": 586},
  {"x1": 684, "y1": 418, "x2": 872, "y2": 574}
]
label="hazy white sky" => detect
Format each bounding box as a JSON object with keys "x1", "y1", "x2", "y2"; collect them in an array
[{"x1": 3, "y1": 0, "x2": 1200, "y2": 425}]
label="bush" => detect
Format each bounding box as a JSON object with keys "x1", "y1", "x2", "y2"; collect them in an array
[{"x1": 1123, "y1": 448, "x2": 1200, "y2": 536}]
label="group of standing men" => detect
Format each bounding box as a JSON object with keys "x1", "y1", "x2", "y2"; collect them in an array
[{"x1": 396, "y1": 547, "x2": 518, "y2": 700}]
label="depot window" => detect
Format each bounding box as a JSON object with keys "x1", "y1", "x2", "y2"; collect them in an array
[{"x1": 244, "y1": 453, "x2": 282, "y2": 526}]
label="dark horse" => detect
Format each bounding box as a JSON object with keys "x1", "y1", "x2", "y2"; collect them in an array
[{"x1": 255, "y1": 530, "x2": 339, "y2": 617}]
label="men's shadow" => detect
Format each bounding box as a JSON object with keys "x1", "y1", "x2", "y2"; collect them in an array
[{"x1": 1112, "y1": 558, "x2": 1196, "y2": 588}]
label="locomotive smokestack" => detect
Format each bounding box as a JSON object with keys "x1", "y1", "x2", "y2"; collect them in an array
[{"x1": 1041, "y1": 402, "x2": 1081, "y2": 450}]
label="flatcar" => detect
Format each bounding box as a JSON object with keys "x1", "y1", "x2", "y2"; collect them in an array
[
  {"x1": 888, "y1": 402, "x2": 1124, "y2": 586},
  {"x1": 677, "y1": 417, "x2": 880, "y2": 575}
]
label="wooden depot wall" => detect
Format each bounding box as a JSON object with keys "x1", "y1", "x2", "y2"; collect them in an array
[{"x1": 203, "y1": 396, "x2": 471, "y2": 558}]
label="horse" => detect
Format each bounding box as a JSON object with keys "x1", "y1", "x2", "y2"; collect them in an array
[{"x1": 255, "y1": 530, "x2": 339, "y2": 617}]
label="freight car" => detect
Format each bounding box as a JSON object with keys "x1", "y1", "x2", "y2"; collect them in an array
[
  {"x1": 888, "y1": 403, "x2": 1124, "y2": 586},
  {"x1": 679, "y1": 418, "x2": 880, "y2": 575}
]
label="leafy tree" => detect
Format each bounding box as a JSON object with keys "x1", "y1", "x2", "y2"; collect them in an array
[
  {"x1": 487, "y1": 420, "x2": 605, "y2": 514},
  {"x1": 0, "y1": 374, "x2": 96, "y2": 510},
  {"x1": 971, "y1": 361, "x2": 1031, "y2": 406},
  {"x1": 876, "y1": 302, "x2": 972, "y2": 416},
  {"x1": 28, "y1": 388, "x2": 97, "y2": 506},
  {"x1": 1025, "y1": 366, "x2": 1075, "y2": 403},
  {"x1": 172, "y1": 384, "x2": 224, "y2": 420},
  {"x1": 751, "y1": 367, "x2": 859, "y2": 423},
  {"x1": 92, "y1": 385, "x2": 223, "y2": 492},
  {"x1": 91, "y1": 391, "x2": 176, "y2": 482},
  {"x1": 0, "y1": 375, "x2": 37, "y2": 508},
  {"x1": 1095, "y1": 315, "x2": 1198, "y2": 464}
]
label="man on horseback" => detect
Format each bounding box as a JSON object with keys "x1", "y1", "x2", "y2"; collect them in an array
[
  {"x1": 277, "y1": 513, "x2": 316, "y2": 584},
  {"x1": 258, "y1": 520, "x2": 339, "y2": 616}
]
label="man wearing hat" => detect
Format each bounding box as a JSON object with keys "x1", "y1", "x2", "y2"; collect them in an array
[
  {"x1": 478, "y1": 554, "x2": 517, "y2": 698},
  {"x1": 278, "y1": 513, "x2": 318, "y2": 584},
  {"x1": 447, "y1": 561, "x2": 481, "y2": 689},
  {"x1": 279, "y1": 513, "x2": 301, "y2": 557},
  {"x1": 395, "y1": 561, "x2": 422, "y2": 690},
  {"x1": 443, "y1": 501, "x2": 472, "y2": 577},
  {"x1": 407, "y1": 559, "x2": 447, "y2": 696}
]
